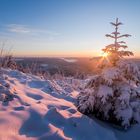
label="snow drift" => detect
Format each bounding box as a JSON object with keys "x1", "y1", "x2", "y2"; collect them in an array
[{"x1": 0, "y1": 68, "x2": 116, "y2": 140}]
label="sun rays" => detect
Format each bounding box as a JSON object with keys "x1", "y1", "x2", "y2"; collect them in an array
[{"x1": 102, "y1": 52, "x2": 108, "y2": 58}]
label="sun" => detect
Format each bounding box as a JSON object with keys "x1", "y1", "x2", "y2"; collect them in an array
[{"x1": 102, "y1": 52, "x2": 108, "y2": 57}]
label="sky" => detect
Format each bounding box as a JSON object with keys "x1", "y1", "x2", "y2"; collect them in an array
[{"x1": 0, "y1": 0, "x2": 140, "y2": 57}]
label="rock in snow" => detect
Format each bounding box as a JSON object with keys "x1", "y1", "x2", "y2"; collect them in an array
[{"x1": 0, "y1": 68, "x2": 139, "y2": 140}]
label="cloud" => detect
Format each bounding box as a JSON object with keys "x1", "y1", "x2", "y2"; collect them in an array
[
  {"x1": 7, "y1": 24, "x2": 31, "y2": 34},
  {"x1": 6, "y1": 24, "x2": 60, "y2": 37}
]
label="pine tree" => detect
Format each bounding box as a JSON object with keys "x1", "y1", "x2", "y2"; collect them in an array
[
  {"x1": 102, "y1": 18, "x2": 133, "y2": 65},
  {"x1": 77, "y1": 18, "x2": 140, "y2": 129}
]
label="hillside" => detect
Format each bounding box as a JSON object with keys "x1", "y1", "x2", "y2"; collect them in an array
[{"x1": 0, "y1": 68, "x2": 139, "y2": 140}]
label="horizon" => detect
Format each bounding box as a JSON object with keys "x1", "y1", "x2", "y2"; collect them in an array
[
  {"x1": 0, "y1": 0, "x2": 140, "y2": 57},
  {"x1": 13, "y1": 56, "x2": 140, "y2": 59}
]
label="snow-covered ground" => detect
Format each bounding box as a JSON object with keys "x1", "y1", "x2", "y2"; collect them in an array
[{"x1": 0, "y1": 68, "x2": 139, "y2": 140}]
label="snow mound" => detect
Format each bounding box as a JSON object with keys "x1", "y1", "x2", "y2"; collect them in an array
[{"x1": 0, "y1": 68, "x2": 116, "y2": 140}]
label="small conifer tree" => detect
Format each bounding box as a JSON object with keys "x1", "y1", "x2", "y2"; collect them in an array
[
  {"x1": 103, "y1": 18, "x2": 133, "y2": 65},
  {"x1": 77, "y1": 18, "x2": 140, "y2": 129}
]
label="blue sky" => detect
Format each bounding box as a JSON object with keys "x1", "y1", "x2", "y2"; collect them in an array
[{"x1": 0, "y1": 0, "x2": 140, "y2": 57}]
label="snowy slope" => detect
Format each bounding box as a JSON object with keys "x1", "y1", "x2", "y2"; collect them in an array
[{"x1": 0, "y1": 69, "x2": 139, "y2": 140}]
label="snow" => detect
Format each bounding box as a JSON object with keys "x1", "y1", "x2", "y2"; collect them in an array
[
  {"x1": 102, "y1": 67, "x2": 120, "y2": 85},
  {"x1": 97, "y1": 85, "x2": 113, "y2": 103},
  {"x1": 0, "y1": 68, "x2": 139, "y2": 140},
  {"x1": 78, "y1": 59, "x2": 140, "y2": 128}
]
